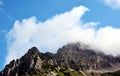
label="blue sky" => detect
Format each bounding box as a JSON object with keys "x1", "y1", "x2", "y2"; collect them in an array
[{"x1": 0, "y1": 0, "x2": 120, "y2": 70}]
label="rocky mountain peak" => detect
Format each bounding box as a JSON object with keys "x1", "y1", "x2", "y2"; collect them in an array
[
  {"x1": 1, "y1": 43, "x2": 120, "y2": 76},
  {"x1": 21, "y1": 47, "x2": 42, "y2": 64},
  {"x1": 56, "y1": 43, "x2": 120, "y2": 71},
  {"x1": 27, "y1": 47, "x2": 40, "y2": 56},
  {"x1": 0, "y1": 47, "x2": 43, "y2": 76}
]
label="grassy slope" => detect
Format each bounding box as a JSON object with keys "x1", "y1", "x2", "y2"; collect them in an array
[{"x1": 22, "y1": 66, "x2": 84, "y2": 76}]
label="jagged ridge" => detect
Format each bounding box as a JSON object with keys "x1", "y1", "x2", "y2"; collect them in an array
[{"x1": 1, "y1": 43, "x2": 120, "y2": 76}]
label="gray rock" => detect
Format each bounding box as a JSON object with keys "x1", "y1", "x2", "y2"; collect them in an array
[{"x1": 1, "y1": 43, "x2": 120, "y2": 76}]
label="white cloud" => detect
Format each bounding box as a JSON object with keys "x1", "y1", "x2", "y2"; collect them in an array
[
  {"x1": 5, "y1": 5, "x2": 120, "y2": 65},
  {"x1": 102, "y1": 0, "x2": 120, "y2": 9}
]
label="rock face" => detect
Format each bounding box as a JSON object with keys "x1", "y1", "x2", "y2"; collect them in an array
[
  {"x1": 1, "y1": 43, "x2": 120, "y2": 76},
  {"x1": 56, "y1": 43, "x2": 120, "y2": 71},
  {"x1": 0, "y1": 47, "x2": 43, "y2": 76}
]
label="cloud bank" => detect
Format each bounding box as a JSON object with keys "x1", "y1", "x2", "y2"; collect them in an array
[
  {"x1": 5, "y1": 5, "x2": 120, "y2": 65},
  {"x1": 102, "y1": 0, "x2": 120, "y2": 9}
]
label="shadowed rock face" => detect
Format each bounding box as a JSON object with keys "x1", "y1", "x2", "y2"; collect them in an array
[
  {"x1": 0, "y1": 47, "x2": 43, "y2": 76},
  {"x1": 56, "y1": 43, "x2": 120, "y2": 71},
  {"x1": 1, "y1": 43, "x2": 120, "y2": 76}
]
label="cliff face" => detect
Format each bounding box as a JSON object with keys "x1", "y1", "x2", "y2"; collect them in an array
[
  {"x1": 1, "y1": 43, "x2": 120, "y2": 76},
  {"x1": 0, "y1": 47, "x2": 43, "y2": 76},
  {"x1": 56, "y1": 43, "x2": 120, "y2": 71}
]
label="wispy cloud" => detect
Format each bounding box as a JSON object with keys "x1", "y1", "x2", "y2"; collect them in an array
[
  {"x1": 5, "y1": 5, "x2": 120, "y2": 65},
  {"x1": 101, "y1": 0, "x2": 120, "y2": 9}
]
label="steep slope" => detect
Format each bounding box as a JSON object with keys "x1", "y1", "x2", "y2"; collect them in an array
[
  {"x1": 1, "y1": 42, "x2": 120, "y2": 76},
  {"x1": 0, "y1": 46, "x2": 84, "y2": 76},
  {"x1": 56, "y1": 43, "x2": 120, "y2": 71},
  {"x1": 0, "y1": 47, "x2": 44, "y2": 76}
]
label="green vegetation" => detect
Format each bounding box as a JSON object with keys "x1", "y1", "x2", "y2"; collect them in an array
[
  {"x1": 21, "y1": 74, "x2": 44, "y2": 76},
  {"x1": 21, "y1": 66, "x2": 84, "y2": 76},
  {"x1": 101, "y1": 70, "x2": 120, "y2": 76},
  {"x1": 55, "y1": 66, "x2": 84, "y2": 76}
]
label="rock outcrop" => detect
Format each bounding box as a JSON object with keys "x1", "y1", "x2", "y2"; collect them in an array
[
  {"x1": 56, "y1": 43, "x2": 120, "y2": 71},
  {"x1": 0, "y1": 47, "x2": 43, "y2": 76},
  {"x1": 1, "y1": 42, "x2": 120, "y2": 76}
]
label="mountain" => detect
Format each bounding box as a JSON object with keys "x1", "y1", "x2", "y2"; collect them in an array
[
  {"x1": 56, "y1": 43, "x2": 120, "y2": 71},
  {"x1": 0, "y1": 47, "x2": 44, "y2": 76},
  {"x1": 1, "y1": 42, "x2": 120, "y2": 76}
]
